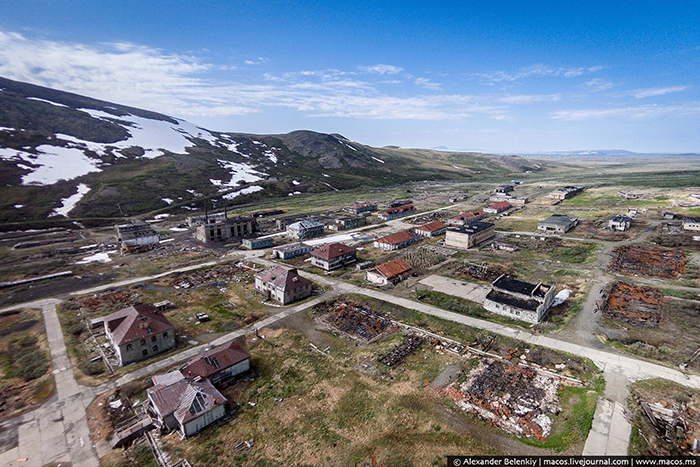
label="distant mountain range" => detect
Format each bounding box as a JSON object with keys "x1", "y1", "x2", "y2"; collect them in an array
[
  {"x1": 515, "y1": 149, "x2": 700, "y2": 158},
  {"x1": 0, "y1": 76, "x2": 544, "y2": 227}
]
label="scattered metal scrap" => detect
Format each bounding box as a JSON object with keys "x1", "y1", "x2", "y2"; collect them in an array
[
  {"x1": 78, "y1": 289, "x2": 142, "y2": 315},
  {"x1": 453, "y1": 262, "x2": 505, "y2": 282},
  {"x1": 608, "y1": 245, "x2": 686, "y2": 279},
  {"x1": 409, "y1": 211, "x2": 450, "y2": 225},
  {"x1": 637, "y1": 398, "x2": 700, "y2": 455},
  {"x1": 322, "y1": 302, "x2": 399, "y2": 343},
  {"x1": 604, "y1": 282, "x2": 667, "y2": 328}
]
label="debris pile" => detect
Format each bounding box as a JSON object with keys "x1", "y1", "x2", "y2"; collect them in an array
[
  {"x1": 379, "y1": 336, "x2": 424, "y2": 366},
  {"x1": 400, "y1": 247, "x2": 446, "y2": 268},
  {"x1": 604, "y1": 282, "x2": 666, "y2": 327},
  {"x1": 78, "y1": 289, "x2": 142, "y2": 315},
  {"x1": 441, "y1": 359, "x2": 561, "y2": 440},
  {"x1": 323, "y1": 302, "x2": 398, "y2": 343},
  {"x1": 453, "y1": 262, "x2": 505, "y2": 282},
  {"x1": 170, "y1": 264, "x2": 248, "y2": 289},
  {"x1": 422, "y1": 244, "x2": 458, "y2": 257},
  {"x1": 409, "y1": 211, "x2": 450, "y2": 225},
  {"x1": 637, "y1": 398, "x2": 700, "y2": 455},
  {"x1": 608, "y1": 246, "x2": 686, "y2": 279}
]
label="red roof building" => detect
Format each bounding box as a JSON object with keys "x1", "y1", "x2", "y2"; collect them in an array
[
  {"x1": 254, "y1": 266, "x2": 313, "y2": 305},
  {"x1": 446, "y1": 209, "x2": 486, "y2": 226},
  {"x1": 373, "y1": 230, "x2": 420, "y2": 251},
  {"x1": 181, "y1": 341, "x2": 251, "y2": 385},
  {"x1": 310, "y1": 242, "x2": 358, "y2": 271},
  {"x1": 104, "y1": 304, "x2": 175, "y2": 366},
  {"x1": 414, "y1": 220, "x2": 447, "y2": 237},
  {"x1": 484, "y1": 201, "x2": 512, "y2": 214},
  {"x1": 366, "y1": 259, "x2": 414, "y2": 285}
]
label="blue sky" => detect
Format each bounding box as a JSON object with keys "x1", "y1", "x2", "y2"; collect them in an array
[{"x1": 1, "y1": 0, "x2": 699, "y2": 152}]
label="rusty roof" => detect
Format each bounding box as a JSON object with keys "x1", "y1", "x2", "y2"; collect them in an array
[
  {"x1": 104, "y1": 304, "x2": 174, "y2": 347},
  {"x1": 452, "y1": 209, "x2": 485, "y2": 221},
  {"x1": 415, "y1": 220, "x2": 446, "y2": 232},
  {"x1": 488, "y1": 201, "x2": 512, "y2": 210},
  {"x1": 148, "y1": 377, "x2": 226, "y2": 425},
  {"x1": 181, "y1": 341, "x2": 250, "y2": 380},
  {"x1": 375, "y1": 230, "x2": 419, "y2": 245},
  {"x1": 374, "y1": 259, "x2": 412, "y2": 279},
  {"x1": 255, "y1": 266, "x2": 312, "y2": 291},
  {"x1": 310, "y1": 242, "x2": 357, "y2": 260}
]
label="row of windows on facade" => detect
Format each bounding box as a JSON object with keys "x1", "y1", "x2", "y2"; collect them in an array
[{"x1": 125, "y1": 331, "x2": 169, "y2": 351}]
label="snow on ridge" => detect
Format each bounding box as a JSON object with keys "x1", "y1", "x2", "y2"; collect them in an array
[
  {"x1": 161, "y1": 198, "x2": 174, "y2": 205},
  {"x1": 0, "y1": 126, "x2": 15, "y2": 132},
  {"x1": 27, "y1": 97, "x2": 69, "y2": 108},
  {"x1": 76, "y1": 250, "x2": 116, "y2": 264},
  {"x1": 222, "y1": 185, "x2": 264, "y2": 200},
  {"x1": 371, "y1": 156, "x2": 385, "y2": 164},
  {"x1": 217, "y1": 159, "x2": 266, "y2": 185},
  {"x1": 292, "y1": 180, "x2": 300, "y2": 185},
  {"x1": 14, "y1": 204, "x2": 24, "y2": 208},
  {"x1": 50, "y1": 183, "x2": 90, "y2": 217}
]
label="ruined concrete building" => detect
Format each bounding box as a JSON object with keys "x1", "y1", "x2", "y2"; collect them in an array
[
  {"x1": 345, "y1": 202, "x2": 378, "y2": 214},
  {"x1": 254, "y1": 266, "x2": 313, "y2": 304},
  {"x1": 619, "y1": 190, "x2": 643, "y2": 200},
  {"x1": 186, "y1": 212, "x2": 227, "y2": 227},
  {"x1": 377, "y1": 204, "x2": 417, "y2": 220},
  {"x1": 484, "y1": 201, "x2": 512, "y2": 214},
  {"x1": 445, "y1": 222, "x2": 496, "y2": 249},
  {"x1": 241, "y1": 237, "x2": 273, "y2": 249},
  {"x1": 683, "y1": 217, "x2": 700, "y2": 231},
  {"x1": 537, "y1": 214, "x2": 578, "y2": 234},
  {"x1": 194, "y1": 215, "x2": 255, "y2": 243},
  {"x1": 446, "y1": 209, "x2": 486, "y2": 226},
  {"x1": 549, "y1": 186, "x2": 585, "y2": 201},
  {"x1": 180, "y1": 341, "x2": 251, "y2": 386},
  {"x1": 494, "y1": 185, "x2": 514, "y2": 194},
  {"x1": 366, "y1": 258, "x2": 413, "y2": 286},
  {"x1": 310, "y1": 242, "x2": 358, "y2": 271},
  {"x1": 609, "y1": 216, "x2": 632, "y2": 231},
  {"x1": 271, "y1": 242, "x2": 312, "y2": 259},
  {"x1": 328, "y1": 216, "x2": 366, "y2": 231},
  {"x1": 115, "y1": 222, "x2": 160, "y2": 253},
  {"x1": 286, "y1": 220, "x2": 325, "y2": 239},
  {"x1": 103, "y1": 304, "x2": 175, "y2": 366},
  {"x1": 483, "y1": 275, "x2": 557, "y2": 324}
]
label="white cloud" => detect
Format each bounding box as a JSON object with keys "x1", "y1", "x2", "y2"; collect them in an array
[
  {"x1": 358, "y1": 64, "x2": 404, "y2": 75},
  {"x1": 476, "y1": 64, "x2": 603, "y2": 83},
  {"x1": 245, "y1": 57, "x2": 269, "y2": 65},
  {"x1": 633, "y1": 85, "x2": 690, "y2": 99},
  {"x1": 498, "y1": 94, "x2": 561, "y2": 104},
  {"x1": 551, "y1": 103, "x2": 700, "y2": 121},
  {"x1": 415, "y1": 77, "x2": 442, "y2": 91},
  {"x1": 585, "y1": 78, "x2": 617, "y2": 91}
]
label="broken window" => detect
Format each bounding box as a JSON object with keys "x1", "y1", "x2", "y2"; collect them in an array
[
  {"x1": 141, "y1": 339, "x2": 146, "y2": 346},
  {"x1": 142, "y1": 349, "x2": 148, "y2": 357},
  {"x1": 151, "y1": 336, "x2": 157, "y2": 343},
  {"x1": 152, "y1": 345, "x2": 158, "y2": 352},
  {"x1": 162, "y1": 331, "x2": 168, "y2": 338},
  {"x1": 126, "y1": 344, "x2": 132, "y2": 351}
]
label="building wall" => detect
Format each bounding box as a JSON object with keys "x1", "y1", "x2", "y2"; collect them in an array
[
  {"x1": 182, "y1": 404, "x2": 227, "y2": 437},
  {"x1": 537, "y1": 220, "x2": 576, "y2": 233},
  {"x1": 113, "y1": 329, "x2": 176, "y2": 366},
  {"x1": 366, "y1": 270, "x2": 389, "y2": 285},
  {"x1": 683, "y1": 220, "x2": 700, "y2": 231},
  {"x1": 287, "y1": 225, "x2": 324, "y2": 239},
  {"x1": 210, "y1": 359, "x2": 250, "y2": 385},
  {"x1": 483, "y1": 299, "x2": 540, "y2": 324},
  {"x1": 148, "y1": 394, "x2": 180, "y2": 430},
  {"x1": 445, "y1": 227, "x2": 495, "y2": 250},
  {"x1": 311, "y1": 252, "x2": 356, "y2": 271}
]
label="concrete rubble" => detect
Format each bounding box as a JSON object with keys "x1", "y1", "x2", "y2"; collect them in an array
[{"x1": 608, "y1": 245, "x2": 686, "y2": 279}]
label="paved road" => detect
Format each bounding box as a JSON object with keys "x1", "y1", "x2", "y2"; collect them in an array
[
  {"x1": 0, "y1": 299, "x2": 99, "y2": 467},
  {"x1": 418, "y1": 275, "x2": 489, "y2": 303}
]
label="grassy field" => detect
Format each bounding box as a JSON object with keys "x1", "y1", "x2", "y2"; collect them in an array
[
  {"x1": 155, "y1": 295, "x2": 602, "y2": 466},
  {"x1": 0, "y1": 308, "x2": 55, "y2": 422}
]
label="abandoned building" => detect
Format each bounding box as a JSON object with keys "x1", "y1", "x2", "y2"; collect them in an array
[
  {"x1": 103, "y1": 304, "x2": 176, "y2": 366},
  {"x1": 366, "y1": 258, "x2": 413, "y2": 286},
  {"x1": 254, "y1": 266, "x2": 313, "y2": 304},
  {"x1": 386, "y1": 199, "x2": 413, "y2": 208},
  {"x1": 490, "y1": 193, "x2": 529, "y2": 205},
  {"x1": 180, "y1": 341, "x2": 251, "y2": 386},
  {"x1": 445, "y1": 221, "x2": 496, "y2": 249},
  {"x1": 310, "y1": 242, "x2": 358, "y2": 271},
  {"x1": 663, "y1": 211, "x2": 676, "y2": 220},
  {"x1": 186, "y1": 212, "x2": 227, "y2": 227},
  {"x1": 619, "y1": 190, "x2": 643, "y2": 200},
  {"x1": 241, "y1": 237, "x2": 273, "y2": 250},
  {"x1": 328, "y1": 215, "x2": 366, "y2": 231},
  {"x1": 446, "y1": 209, "x2": 486, "y2": 226},
  {"x1": 147, "y1": 373, "x2": 227, "y2": 438},
  {"x1": 413, "y1": 220, "x2": 447, "y2": 237},
  {"x1": 483, "y1": 275, "x2": 557, "y2": 324},
  {"x1": 194, "y1": 216, "x2": 255, "y2": 243},
  {"x1": 346, "y1": 202, "x2": 378, "y2": 214},
  {"x1": 377, "y1": 204, "x2": 417, "y2": 220},
  {"x1": 115, "y1": 222, "x2": 160, "y2": 253},
  {"x1": 373, "y1": 230, "x2": 420, "y2": 251},
  {"x1": 549, "y1": 186, "x2": 586, "y2": 201},
  {"x1": 609, "y1": 216, "x2": 632, "y2": 231},
  {"x1": 491, "y1": 240, "x2": 518, "y2": 252},
  {"x1": 683, "y1": 217, "x2": 700, "y2": 231},
  {"x1": 484, "y1": 201, "x2": 512, "y2": 214},
  {"x1": 286, "y1": 220, "x2": 325, "y2": 239},
  {"x1": 689, "y1": 193, "x2": 700, "y2": 203},
  {"x1": 271, "y1": 242, "x2": 312, "y2": 260},
  {"x1": 537, "y1": 214, "x2": 579, "y2": 234},
  {"x1": 494, "y1": 185, "x2": 514, "y2": 194}
]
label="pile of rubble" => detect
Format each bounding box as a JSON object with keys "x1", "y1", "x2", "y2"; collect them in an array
[
  {"x1": 170, "y1": 264, "x2": 249, "y2": 289},
  {"x1": 409, "y1": 211, "x2": 450, "y2": 225},
  {"x1": 608, "y1": 246, "x2": 686, "y2": 279},
  {"x1": 400, "y1": 247, "x2": 446, "y2": 269},
  {"x1": 636, "y1": 397, "x2": 700, "y2": 455},
  {"x1": 422, "y1": 244, "x2": 458, "y2": 257},
  {"x1": 78, "y1": 289, "x2": 142, "y2": 315},
  {"x1": 323, "y1": 302, "x2": 398, "y2": 343},
  {"x1": 379, "y1": 336, "x2": 424, "y2": 366},
  {"x1": 453, "y1": 262, "x2": 505, "y2": 282},
  {"x1": 440, "y1": 358, "x2": 561, "y2": 441},
  {"x1": 604, "y1": 282, "x2": 666, "y2": 327}
]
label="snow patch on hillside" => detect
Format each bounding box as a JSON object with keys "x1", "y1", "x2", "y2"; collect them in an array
[
  {"x1": 222, "y1": 185, "x2": 264, "y2": 200},
  {"x1": 217, "y1": 159, "x2": 266, "y2": 185},
  {"x1": 0, "y1": 146, "x2": 103, "y2": 185},
  {"x1": 371, "y1": 156, "x2": 385, "y2": 164},
  {"x1": 50, "y1": 183, "x2": 90, "y2": 217},
  {"x1": 27, "y1": 97, "x2": 69, "y2": 108}
]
